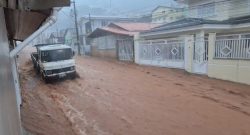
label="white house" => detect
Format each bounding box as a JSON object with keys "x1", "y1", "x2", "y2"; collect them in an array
[
  {"x1": 181, "y1": 0, "x2": 250, "y2": 21},
  {"x1": 88, "y1": 22, "x2": 158, "y2": 61},
  {"x1": 136, "y1": 0, "x2": 250, "y2": 85},
  {"x1": 78, "y1": 16, "x2": 138, "y2": 55}
]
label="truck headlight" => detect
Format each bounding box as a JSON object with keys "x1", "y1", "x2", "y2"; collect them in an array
[{"x1": 46, "y1": 70, "x2": 52, "y2": 75}]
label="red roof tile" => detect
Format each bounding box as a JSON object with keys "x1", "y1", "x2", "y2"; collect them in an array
[{"x1": 112, "y1": 22, "x2": 160, "y2": 32}]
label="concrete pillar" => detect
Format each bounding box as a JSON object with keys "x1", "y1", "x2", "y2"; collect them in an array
[
  {"x1": 184, "y1": 35, "x2": 194, "y2": 73},
  {"x1": 0, "y1": 7, "x2": 22, "y2": 135},
  {"x1": 207, "y1": 33, "x2": 216, "y2": 76},
  {"x1": 134, "y1": 33, "x2": 141, "y2": 64}
]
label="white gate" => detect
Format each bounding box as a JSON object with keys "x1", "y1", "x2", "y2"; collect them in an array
[
  {"x1": 138, "y1": 39, "x2": 185, "y2": 69},
  {"x1": 192, "y1": 40, "x2": 208, "y2": 74},
  {"x1": 117, "y1": 39, "x2": 134, "y2": 61}
]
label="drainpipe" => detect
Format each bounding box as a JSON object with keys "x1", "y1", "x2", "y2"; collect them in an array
[
  {"x1": 10, "y1": 8, "x2": 61, "y2": 57},
  {"x1": 9, "y1": 8, "x2": 61, "y2": 114}
]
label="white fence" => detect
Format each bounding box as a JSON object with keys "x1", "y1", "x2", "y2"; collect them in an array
[
  {"x1": 139, "y1": 40, "x2": 184, "y2": 61},
  {"x1": 215, "y1": 38, "x2": 250, "y2": 60},
  {"x1": 138, "y1": 39, "x2": 185, "y2": 69}
]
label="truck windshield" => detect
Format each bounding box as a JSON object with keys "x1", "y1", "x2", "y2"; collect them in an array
[{"x1": 41, "y1": 49, "x2": 73, "y2": 62}]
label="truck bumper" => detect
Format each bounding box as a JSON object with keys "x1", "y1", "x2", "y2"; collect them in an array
[{"x1": 45, "y1": 70, "x2": 76, "y2": 79}]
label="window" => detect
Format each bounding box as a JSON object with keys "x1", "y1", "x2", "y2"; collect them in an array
[{"x1": 197, "y1": 2, "x2": 215, "y2": 18}]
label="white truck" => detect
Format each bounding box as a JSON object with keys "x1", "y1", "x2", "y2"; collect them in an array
[{"x1": 31, "y1": 44, "x2": 76, "y2": 83}]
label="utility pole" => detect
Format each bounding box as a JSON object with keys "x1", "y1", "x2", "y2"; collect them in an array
[{"x1": 72, "y1": 0, "x2": 81, "y2": 55}]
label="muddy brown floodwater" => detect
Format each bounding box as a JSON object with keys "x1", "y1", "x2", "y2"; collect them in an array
[{"x1": 19, "y1": 47, "x2": 250, "y2": 135}]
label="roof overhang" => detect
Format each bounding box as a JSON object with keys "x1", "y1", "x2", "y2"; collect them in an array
[
  {"x1": 88, "y1": 28, "x2": 136, "y2": 38},
  {"x1": 1, "y1": 0, "x2": 70, "y2": 10},
  {"x1": 1, "y1": 0, "x2": 70, "y2": 41},
  {"x1": 141, "y1": 23, "x2": 250, "y2": 39}
]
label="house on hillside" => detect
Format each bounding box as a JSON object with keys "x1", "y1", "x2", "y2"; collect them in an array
[
  {"x1": 48, "y1": 32, "x2": 65, "y2": 44},
  {"x1": 64, "y1": 28, "x2": 83, "y2": 54},
  {"x1": 88, "y1": 22, "x2": 159, "y2": 61},
  {"x1": 135, "y1": 0, "x2": 250, "y2": 85},
  {"x1": 78, "y1": 16, "x2": 137, "y2": 55},
  {"x1": 151, "y1": 6, "x2": 185, "y2": 24},
  {"x1": 78, "y1": 15, "x2": 152, "y2": 55}
]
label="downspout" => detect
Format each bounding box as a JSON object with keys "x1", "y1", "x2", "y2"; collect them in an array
[
  {"x1": 10, "y1": 7, "x2": 61, "y2": 57},
  {"x1": 9, "y1": 8, "x2": 61, "y2": 114}
]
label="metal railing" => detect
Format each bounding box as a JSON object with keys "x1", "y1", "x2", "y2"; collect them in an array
[
  {"x1": 139, "y1": 39, "x2": 184, "y2": 61},
  {"x1": 215, "y1": 38, "x2": 250, "y2": 60}
]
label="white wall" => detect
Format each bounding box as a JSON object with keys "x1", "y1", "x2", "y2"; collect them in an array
[
  {"x1": 208, "y1": 33, "x2": 250, "y2": 85},
  {"x1": 0, "y1": 7, "x2": 22, "y2": 135}
]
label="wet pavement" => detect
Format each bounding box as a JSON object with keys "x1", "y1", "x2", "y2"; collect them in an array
[{"x1": 20, "y1": 47, "x2": 250, "y2": 135}]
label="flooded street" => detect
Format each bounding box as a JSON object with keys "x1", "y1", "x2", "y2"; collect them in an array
[{"x1": 20, "y1": 47, "x2": 250, "y2": 135}]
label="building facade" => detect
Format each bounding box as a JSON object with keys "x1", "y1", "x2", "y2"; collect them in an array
[
  {"x1": 183, "y1": 0, "x2": 250, "y2": 21},
  {"x1": 136, "y1": 0, "x2": 250, "y2": 85},
  {"x1": 88, "y1": 22, "x2": 158, "y2": 61},
  {"x1": 151, "y1": 6, "x2": 185, "y2": 24},
  {"x1": 78, "y1": 16, "x2": 137, "y2": 54}
]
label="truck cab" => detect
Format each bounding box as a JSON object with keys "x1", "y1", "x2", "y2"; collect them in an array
[{"x1": 31, "y1": 44, "x2": 76, "y2": 82}]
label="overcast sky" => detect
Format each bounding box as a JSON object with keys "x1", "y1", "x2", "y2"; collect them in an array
[{"x1": 49, "y1": 0, "x2": 176, "y2": 32}]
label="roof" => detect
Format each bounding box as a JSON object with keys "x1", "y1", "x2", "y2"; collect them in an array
[
  {"x1": 88, "y1": 22, "x2": 159, "y2": 38},
  {"x1": 141, "y1": 15, "x2": 250, "y2": 37},
  {"x1": 88, "y1": 27, "x2": 137, "y2": 38},
  {"x1": 111, "y1": 22, "x2": 160, "y2": 32},
  {"x1": 144, "y1": 18, "x2": 221, "y2": 33},
  {"x1": 81, "y1": 15, "x2": 137, "y2": 21},
  {"x1": 2, "y1": 0, "x2": 70, "y2": 41},
  {"x1": 223, "y1": 15, "x2": 250, "y2": 24},
  {"x1": 38, "y1": 44, "x2": 71, "y2": 51}
]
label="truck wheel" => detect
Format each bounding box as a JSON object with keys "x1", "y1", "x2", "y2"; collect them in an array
[
  {"x1": 36, "y1": 67, "x2": 40, "y2": 74},
  {"x1": 42, "y1": 74, "x2": 49, "y2": 83},
  {"x1": 70, "y1": 72, "x2": 76, "y2": 80}
]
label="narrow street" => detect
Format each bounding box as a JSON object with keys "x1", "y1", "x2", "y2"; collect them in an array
[{"x1": 20, "y1": 47, "x2": 250, "y2": 135}]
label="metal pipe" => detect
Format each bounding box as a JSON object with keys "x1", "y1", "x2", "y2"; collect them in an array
[{"x1": 10, "y1": 8, "x2": 61, "y2": 57}]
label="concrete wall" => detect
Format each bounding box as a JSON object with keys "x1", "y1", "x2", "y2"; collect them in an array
[
  {"x1": 208, "y1": 33, "x2": 250, "y2": 85},
  {"x1": 0, "y1": 7, "x2": 22, "y2": 135},
  {"x1": 91, "y1": 35, "x2": 117, "y2": 59},
  {"x1": 91, "y1": 46, "x2": 117, "y2": 59},
  {"x1": 91, "y1": 34, "x2": 130, "y2": 59}
]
